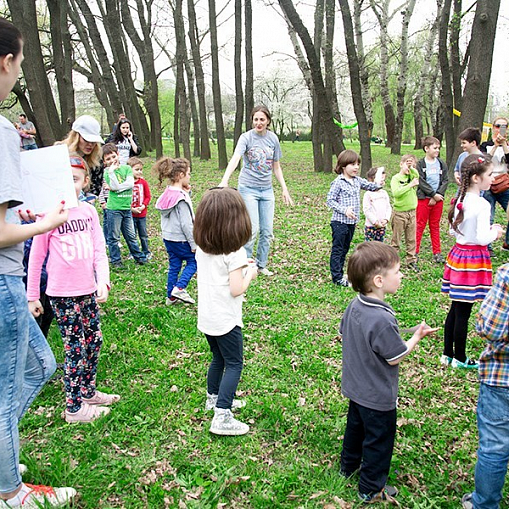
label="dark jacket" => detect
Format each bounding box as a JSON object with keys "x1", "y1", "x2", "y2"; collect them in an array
[
  {"x1": 416, "y1": 157, "x2": 449, "y2": 199},
  {"x1": 104, "y1": 133, "x2": 142, "y2": 159}
]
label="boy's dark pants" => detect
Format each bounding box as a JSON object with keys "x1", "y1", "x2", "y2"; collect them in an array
[
  {"x1": 330, "y1": 221, "x2": 355, "y2": 283},
  {"x1": 341, "y1": 400, "x2": 397, "y2": 495}
]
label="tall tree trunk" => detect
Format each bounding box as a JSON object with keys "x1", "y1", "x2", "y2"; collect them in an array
[
  {"x1": 244, "y1": 0, "x2": 254, "y2": 131},
  {"x1": 67, "y1": 0, "x2": 115, "y2": 127},
  {"x1": 369, "y1": 0, "x2": 395, "y2": 148},
  {"x1": 119, "y1": 0, "x2": 162, "y2": 157},
  {"x1": 184, "y1": 58, "x2": 200, "y2": 158},
  {"x1": 438, "y1": 0, "x2": 455, "y2": 166},
  {"x1": 354, "y1": 0, "x2": 373, "y2": 135},
  {"x1": 187, "y1": 0, "x2": 210, "y2": 160},
  {"x1": 391, "y1": 0, "x2": 416, "y2": 155},
  {"x1": 311, "y1": 0, "x2": 324, "y2": 172},
  {"x1": 323, "y1": 0, "x2": 344, "y2": 171},
  {"x1": 337, "y1": 0, "x2": 372, "y2": 174},
  {"x1": 101, "y1": 0, "x2": 151, "y2": 150},
  {"x1": 233, "y1": 0, "x2": 244, "y2": 147},
  {"x1": 72, "y1": 0, "x2": 122, "y2": 125},
  {"x1": 277, "y1": 0, "x2": 343, "y2": 170},
  {"x1": 7, "y1": 0, "x2": 62, "y2": 145},
  {"x1": 453, "y1": 0, "x2": 501, "y2": 167},
  {"x1": 209, "y1": 0, "x2": 228, "y2": 169},
  {"x1": 47, "y1": 0, "x2": 75, "y2": 129},
  {"x1": 172, "y1": 0, "x2": 191, "y2": 162}
]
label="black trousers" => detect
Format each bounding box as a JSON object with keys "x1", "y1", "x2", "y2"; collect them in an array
[
  {"x1": 330, "y1": 221, "x2": 355, "y2": 283},
  {"x1": 443, "y1": 300, "x2": 474, "y2": 362},
  {"x1": 340, "y1": 400, "x2": 397, "y2": 495}
]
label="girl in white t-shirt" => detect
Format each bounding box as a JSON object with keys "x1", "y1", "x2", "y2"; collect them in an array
[
  {"x1": 441, "y1": 154, "x2": 503, "y2": 369},
  {"x1": 194, "y1": 188, "x2": 258, "y2": 436}
]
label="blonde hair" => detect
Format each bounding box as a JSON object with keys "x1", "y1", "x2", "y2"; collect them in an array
[{"x1": 56, "y1": 130, "x2": 101, "y2": 168}]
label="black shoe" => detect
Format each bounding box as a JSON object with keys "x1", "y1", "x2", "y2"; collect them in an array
[
  {"x1": 359, "y1": 485, "x2": 398, "y2": 504},
  {"x1": 111, "y1": 262, "x2": 124, "y2": 269}
]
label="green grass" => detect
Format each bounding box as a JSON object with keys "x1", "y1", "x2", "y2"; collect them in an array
[{"x1": 20, "y1": 140, "x2": 509, "y2": 508}]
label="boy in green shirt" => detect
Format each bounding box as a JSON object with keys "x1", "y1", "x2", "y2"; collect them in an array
[
  {"x1": 103, "y1": 143, "x2": 147, "y2": 268},
  {"x1": 390, "y1": 154, "x2": 419, "y2": 270}
]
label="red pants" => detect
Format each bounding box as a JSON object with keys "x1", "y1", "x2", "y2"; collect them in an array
[{"x1": 416, "y1": 198, "x2": 443, "y2": 254}]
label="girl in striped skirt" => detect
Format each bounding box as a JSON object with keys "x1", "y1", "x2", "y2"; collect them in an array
[{"x1": 441, "y1": 154, "x2": 503, "y2": 369}]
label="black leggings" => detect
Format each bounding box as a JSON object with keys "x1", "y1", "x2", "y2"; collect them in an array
[{"x1": 443, "y1": 300, "x2": 474, "y2": 362}]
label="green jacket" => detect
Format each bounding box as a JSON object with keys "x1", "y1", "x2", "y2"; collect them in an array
[
  {"x1": 390, "y1": 168, "x2": 418, "y2": 212},
  {"x1": 105, "y1": 164, "x2": 134, "y2": 211}
]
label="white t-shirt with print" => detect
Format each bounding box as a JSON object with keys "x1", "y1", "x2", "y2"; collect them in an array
[{"x1": 196, "y1": 246, "x2": 248, "y2": 336}]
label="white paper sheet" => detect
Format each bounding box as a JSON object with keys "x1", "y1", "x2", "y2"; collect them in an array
[{"x1": 18, "y1": 145, "x2": 79, "y2": 214}]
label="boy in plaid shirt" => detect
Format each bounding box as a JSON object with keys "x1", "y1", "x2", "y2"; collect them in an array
[
  {"x1": 462, "y1": 263, "x2": 509, "y2": 509},
  {"x1": 326, "y1": 150, "x2": 380, "y2": 287}
]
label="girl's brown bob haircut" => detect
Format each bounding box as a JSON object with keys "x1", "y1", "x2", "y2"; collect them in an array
[
  {"x1": 335, "y1": 149, "x2": 361, "y2": 175},
  {"x1": 194, "y1": 188, "x2": 252, "y2": 255}
]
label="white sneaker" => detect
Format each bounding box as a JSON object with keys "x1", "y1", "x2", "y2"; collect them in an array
[
  {"x1": 451, "y1": 357, "x2": 479, "y2": 369},
  {"x1": 210, "y1": 408, "x2": 249, "y2": 436},
  {"x1": 0, "y1": 482, "x2": 77, "y2": 508},
  {"x1": 257, "y1": 267, "x2": 274, "y2": 276},
  {"x1": 19, "y1": 464, "x2": 27, "y2": 476},
  {"x1": 205, "y1": 393, "x2": 246, "y2": 411},
  {"x1": 171, "y1": 287, "x2": 195, "y2": 304},
  {"x1": 440, "y1": 355, "x2": 452, "y2": 366},
  {"x1": 165, "y1": 297, "x2": 179, "y2": 306}
]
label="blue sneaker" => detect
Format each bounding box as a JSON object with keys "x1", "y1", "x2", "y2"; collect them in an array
[
  {"x1": 440, "y1": 355, "x2": 452, "y2": 366},
  {"x1": 452, "y1": 357, "x2": 479, "y2": 369}
]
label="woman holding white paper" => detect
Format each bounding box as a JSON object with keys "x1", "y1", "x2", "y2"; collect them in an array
[{"x1": 0, "y1": 17, "x2": 76, "y2": 508}]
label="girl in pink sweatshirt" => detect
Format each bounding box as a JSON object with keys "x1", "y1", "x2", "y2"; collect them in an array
[{"x1": 27, "y1": 155, "x2": 120, "y2": 423}]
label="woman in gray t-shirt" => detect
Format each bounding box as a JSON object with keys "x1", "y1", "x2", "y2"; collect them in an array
[{"x1": 219, "y1": 106, "x2": 293, "y2": 276}]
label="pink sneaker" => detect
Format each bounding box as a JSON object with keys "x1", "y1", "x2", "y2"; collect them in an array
[
  {"x1": 64, "y1": 402, "x2": 110, "y2": 423},
  {"x1": 3, "y1": 482, "x2": 77, "y2": 507},
  {"x1": 83, "y1": 390, "x2": 121, "y2": 406}
]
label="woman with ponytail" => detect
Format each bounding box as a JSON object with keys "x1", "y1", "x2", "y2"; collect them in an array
[{"x1": 441, "y1": 154, "x2": 503, "y2": 369}]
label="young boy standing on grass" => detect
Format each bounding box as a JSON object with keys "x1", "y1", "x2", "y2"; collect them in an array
[
  {"x1": 129, "y1": 157, "x2": 152, "y2": 260},
  {"x1": 390, "y1": 154, "x2": 419, "y2": 270},
  {"x1": 454, "y1": 128, "x2": 483, "y2": 186},
  {"x1": 461, "y1": 262, "x2": 509, "y2": 509},
  {"x1": 340, "y1": 241, "x2": 437, "y2": 504},
  {"x1": 326, "y1": 149, "x2": 381, "y2": 287},
  {"x1": 415, "y1": 136, "x2": 449, "y2": 263}
]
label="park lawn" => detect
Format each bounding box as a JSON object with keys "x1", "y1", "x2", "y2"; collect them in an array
[{"x1": 18, "y1": 141, "x2": 509, "y2": 508}]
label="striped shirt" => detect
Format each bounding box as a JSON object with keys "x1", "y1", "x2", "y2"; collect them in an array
[
  {"x1": 327, "y1": 174, "x2": 380, "y2": 224},
  {"x1": 476, "y1": 263, "x2": 509, "y2": 387}
]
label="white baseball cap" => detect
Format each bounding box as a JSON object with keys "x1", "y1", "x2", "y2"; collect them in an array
[{"x1": 71, "y1": 115, "x2": 103, "y2": 144}]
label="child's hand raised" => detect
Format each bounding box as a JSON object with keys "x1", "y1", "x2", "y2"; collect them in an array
[{"x1": 414, "y1": 321, "x2": 439, "y2": 341}]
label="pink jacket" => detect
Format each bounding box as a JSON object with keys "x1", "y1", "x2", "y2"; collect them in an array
[{"x1": 27, "y1": 203, "x2": 110, "y2": 300}]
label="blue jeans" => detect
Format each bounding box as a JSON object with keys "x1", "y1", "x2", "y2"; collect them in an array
[
  {"x1": 163, "y1": 240, "x2": 197, "y2": 296},
  {"x1": 206, "y1": 326, "x2": 244, "y2": 409},
  {"x1": 102, "y1": 208, "x2": 109, "y2": 244},
  {"x1": 483, "y1": 190, "x2": 509, "y2": 244},
  {"x1": 238, "y1": 185, "x2": 275, "y2": 268},
  {"x1": 107, "y1": 209, "x2": 146, "y2": 264},
  {"x1": 133, "y1": 216, "x2": 150, "y2": 256},
  {"x1": 0, "y1": 276, "x2": 56, "y2": 494},
  {"x1": 22, "y1": 143, "x2": 38, "y2": 150},
  {"x1": 471, "y1": 383, "x2": 509, "y2": 509}
]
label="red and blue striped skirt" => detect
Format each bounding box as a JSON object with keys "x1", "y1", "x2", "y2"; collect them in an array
[{"x1": 441, "y1": 243, "x2": 492, "y2": 302}]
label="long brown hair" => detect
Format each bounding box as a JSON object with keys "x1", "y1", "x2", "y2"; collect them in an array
[
  {"x1": 449, "y1": 153, "x2": 492, "y2": 233},
  {"x1": 194, "y1": 188, "x2": 252, "y2": 255}
]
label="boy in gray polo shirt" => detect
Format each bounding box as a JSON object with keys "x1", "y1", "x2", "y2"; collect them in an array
[{"x1": 339, "y1": 241, "x2": 437, "y2": 503}]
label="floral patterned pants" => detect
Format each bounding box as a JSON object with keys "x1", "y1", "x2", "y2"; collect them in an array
[{"x1": 50, "y1": 294, "x2": 103, "y2": 412}]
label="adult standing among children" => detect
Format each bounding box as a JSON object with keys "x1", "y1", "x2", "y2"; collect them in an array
[
  {"x1": 0, "y1": 17, "x2": 76, "y2": 507},
  {"x1": 57, "y1": 115, "x2": 104, "y2": 196},
  {"x1": 219, "y1": 105, "x2": 294, "y2": 276},
  {"x1": 17, "y1": 113, "x2": 37, "y2": 150},
  {"x1": 481, "y1": 116, "x2": 509, "y2": 251},
  {"x1": 105, "y1": 117, "x2": 142, "y2": 165}
]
